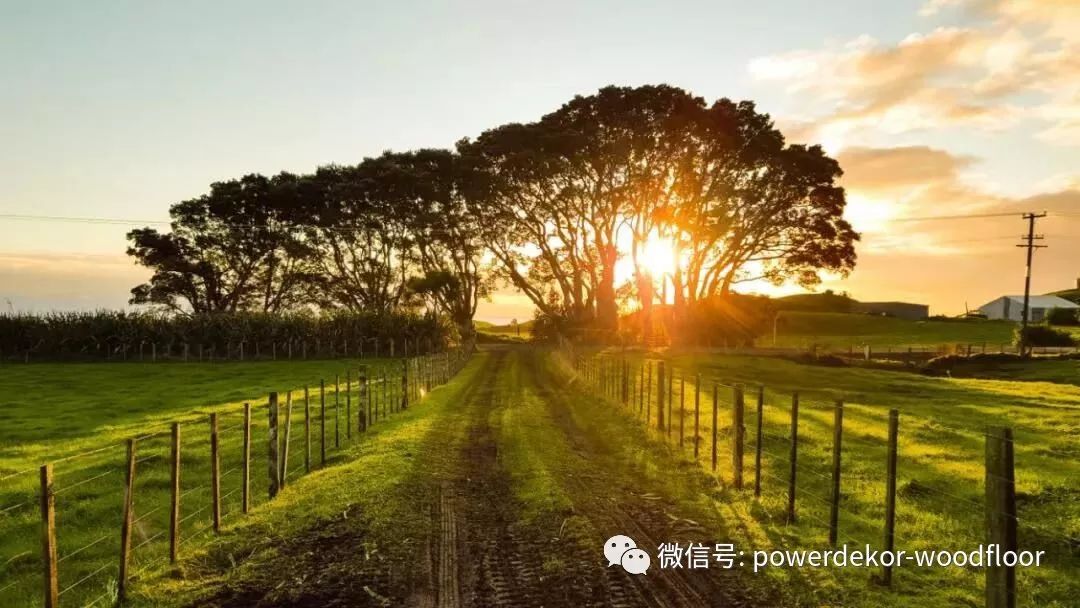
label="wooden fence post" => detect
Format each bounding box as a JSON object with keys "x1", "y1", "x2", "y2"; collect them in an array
[
  {"x1": 118, "y1": 438, "x2": 137, "y2": 602},
  {"x1": 359, "y1": 366, "x2": 368, "y2": 431},
  {"x1": 320, "y1": 380, "x2": 327, "y2": 466},
  {"x1": 645, "y1": 362, "x2": 653, "y2": 423},
  {"x1": 268, "y1": 392, "x2": 280, "y2": 499},
  {"x1": 39, "y1": 464, "x2": 58, "y2": 608},
  {"x1": 787, "y1": 392, "x2": 799, "y2": 524},
  {"x1": 334, "y1": 376, "x2": 340, "y2": 448},
  {"x1": 303, "y1": 388, "x2": 311, "y2": 474},
  {"x1": 754, "y1": 387, "x2": 764, "y2": 498},
  {"x1": 170, "y1": 422, "x2": 181, "y2": 562},
  {"x1": 712, "y1": 384, "x2": 720, "y2": 472},
  {"x1": 731, "y1": 385, "x2": 744, "y2": 487},
  {"x1": 882, "y1": 409, "x2": 899, "y2": 586},
  {"x1": 346, "y1": 371, "x2": 352, "y2": 440},
  {"x1": 621, "y1": 358, "x2": 628, "y2": 405},
  {"x1": 210, "y1": 413, "x2": 221, "y2": 533},
  {"x1": 667, "y1": 370, "x2": 674, "y2": 436},
  {"x1": 985, "y1": 426, "x2": 1017, "y2": 608},
  {"x1": 679, "y1": 376, "x2": 685, "y2": 448},
  {"x1": 367, "y1": 366, "x2": 374, "y2": 424},
  {"x1": 657, "y1": 362, "x2": 666, "y2": 431},
  {"x1": 694, "y1": 375, "x2": 701, "y2": 459},
  {"x1": 280, "y1": 394, "x2": 293, "y2": 487},
  {"x1": 828, "y1": 400, "x2": 844, "y2": 546},
  {"x1": 243, "y1": 404, "x2": 251, "y2": 513},
  {"x1": 401, "y1": 359, "x2": 409, "y2": 410}
]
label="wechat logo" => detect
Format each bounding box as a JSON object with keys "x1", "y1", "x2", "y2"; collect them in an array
[{"x1": 604, "y1": 535, "x2": 651, "y2": 574}]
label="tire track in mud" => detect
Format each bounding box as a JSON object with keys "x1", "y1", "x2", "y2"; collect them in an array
[
  {"x1": 433, "y1": 349, "x2": 550, "y2": 608},
  {"x1": 522, "y1": 351, "x2": 757, "y2": 608}
]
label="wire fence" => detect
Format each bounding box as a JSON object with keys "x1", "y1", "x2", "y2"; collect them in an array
[
  {"x1": 0, "y1": 345, "x2": 473, "y2": 607},
  {"x1": 0, "y1": 334, "x2": 449, "y2": 364},
  {"x1": 567, "y1": 349, "x2": 1078, "y2": 608}
]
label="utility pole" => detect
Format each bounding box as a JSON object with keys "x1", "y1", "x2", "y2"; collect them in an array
[{"x1": 1017, "y1": 212, "x2": 1047, "y2": 355}]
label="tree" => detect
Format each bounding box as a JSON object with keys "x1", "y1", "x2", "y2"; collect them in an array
[
  {"x1": 364, "y1": 150, "x2": 493, "y2": 339},
  {"x1": 665, "y1": 99, "x2": 858, "y2": 313},
  {"x1": 460, "y1": 122, "x2": 599, "y2": 326},
  {"x1": 127, "y1": 174, "x2": 315, "y2": 314},
  {"x1": 296, "y1": 164, "x2": 415, "y2": 315},
  {"x1": 464, "y1": 85, "x2": 857, "y2": 342},
  {"x1": 461, "y1": 85, "x2": 704, "y2": 336}
]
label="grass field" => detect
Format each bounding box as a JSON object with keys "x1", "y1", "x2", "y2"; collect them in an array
[
  {"x1": 0, "y1": 357, "x2": 415, "y2": 606},
  {"x1": 770, "y1": 311, "x2": 1019, "y2": 349},
  {"x1": 1, "y1": 348, "x2": 1077, "y2": 607},
  {"x1": 475, "y1": 319, "x2": 533, "y2": 340},
  {"x1": 581, "y1": 349, "x2": 1079, "y2": 606}
]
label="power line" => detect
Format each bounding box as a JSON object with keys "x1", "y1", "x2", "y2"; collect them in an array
[
  {"x1": 0, "y1": 213, "x2": 170, "y2": 226},
  {"x1": 0, "y1": 212, "x2": 473, "y2": 237},
  {"x1": 890, "y1": 212, "x2": 1025, "y2": 222},
  {"x1": 3, "y1": 209, "x2": 1077, "y2": 227}
]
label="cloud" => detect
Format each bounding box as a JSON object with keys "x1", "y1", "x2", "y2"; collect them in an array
[
  {"x1": 750, "y1": 1, "x2": 1080, "y2": 145},
  {"x1": 832, "y1": 143, "x2": 1080, "y2": 265},
  {"x1": 837, "y1": 145, "x2": 976, "y2": 193}
]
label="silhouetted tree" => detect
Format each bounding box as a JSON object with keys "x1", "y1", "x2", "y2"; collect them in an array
[{"x1": 127, "y1": 173, "x2": 315, "y2": 314}]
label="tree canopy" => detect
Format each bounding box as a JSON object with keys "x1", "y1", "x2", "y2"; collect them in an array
[{"x1": 128, "y1": 84, "x2": 858, "y2": 344}]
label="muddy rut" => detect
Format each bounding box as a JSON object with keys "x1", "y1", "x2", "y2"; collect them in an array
[{"x1": 186, "y1": 349, "x2": 760, "y2": 608}]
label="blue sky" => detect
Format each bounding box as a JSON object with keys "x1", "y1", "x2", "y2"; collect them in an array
[{"x1": 2, "y1": 0, "x2": 1078, "y2": 318}]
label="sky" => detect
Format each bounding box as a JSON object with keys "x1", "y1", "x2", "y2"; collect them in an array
[{"x1": 1, "y1": 0, "x2": 1078, "y2": 321}]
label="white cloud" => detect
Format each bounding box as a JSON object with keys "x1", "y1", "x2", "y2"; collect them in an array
[{"x1": 750, "y1": 0, "x2": 1080, "y2": 146}]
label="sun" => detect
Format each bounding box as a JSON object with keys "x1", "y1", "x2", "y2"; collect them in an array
[{"x1": 641, "y1": 234, "x2": 676, "y2": 277}]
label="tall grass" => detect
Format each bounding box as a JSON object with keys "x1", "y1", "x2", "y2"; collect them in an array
[{"x1": 0, "y1": 310, "x2": 449, "y2": 361}]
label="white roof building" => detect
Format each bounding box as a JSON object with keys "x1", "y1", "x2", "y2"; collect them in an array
[{"x1": 977, "y1": 295, "x2": 1079, "y2": 322}]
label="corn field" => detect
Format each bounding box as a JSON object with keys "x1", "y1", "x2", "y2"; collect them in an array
[{"x1": 0, "y1": 310, "x2": 451, "y2": 362}]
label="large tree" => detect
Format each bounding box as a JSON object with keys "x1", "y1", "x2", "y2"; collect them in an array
[
  {"x1": 296, "y1": 164, "x2": 415, "y2": 315},
  {"x1": 664, "y1": 99, "x2": 858, "y2": 314},
  {"x1": 461, "y1": 85, "x2": 702, "y2": 334},
  {"x1": 464, "y1": 85, "x2": 857, "y2": 342},
  {"x1": 127, "y1": 173, "x2": 314, "y2": 314},
  {"x1": 361, "y1": 149, "x2": 493, "y2": 339}
]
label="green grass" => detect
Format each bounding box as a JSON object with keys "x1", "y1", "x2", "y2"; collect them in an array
[
  {"x1": 947, "y1": 358, "x2": 1080, "y2": 386},
  {"x1": 582, "y1": 349, "x2": 1079, "y2": 607},
  {"x1": 770, "y1": 311, "x2": 1017, "y2": 349},
  {"x1": 127, "y1": 353, "x2": 483, "y2": 607},
  {"x1": 0, "y1": 357, "x2": 412, "y2": 607}
]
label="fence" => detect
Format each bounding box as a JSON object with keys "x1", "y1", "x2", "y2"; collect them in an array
[
  {"x1": 568, "y1": 350, "x2": 1076, "y2": 608},
  {"x1": 0, "y1": 346, "x2": 472, "y2": 607},
  {"x1": 707, "y1": 342, "x2": 1079, "y2": 363},
  {"x1": 0, "y1": 335, "x2": 446, "y2": 364}
]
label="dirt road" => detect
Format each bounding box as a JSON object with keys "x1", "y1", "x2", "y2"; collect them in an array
[{"x1": 189, "y1": 348, "x2": 759, "y2": 608}]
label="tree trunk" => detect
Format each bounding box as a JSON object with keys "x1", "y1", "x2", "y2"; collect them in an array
[{"x1": 596, "y1": 243, "x2": 619, "y2": 336}]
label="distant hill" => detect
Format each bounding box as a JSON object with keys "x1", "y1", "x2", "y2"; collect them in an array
[
  {"x1": 775, "y1": 291, "x2": 857, "y2": 313},
  {"x1": 475, "y1": 319, "x2": 534, "y2": 336}
]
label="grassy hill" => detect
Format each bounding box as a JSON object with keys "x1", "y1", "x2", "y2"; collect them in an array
[
  {"x1": 769, "y1": 311, "x2": 1016, "y2": 348},
  {"x1": 774, "y1": 291, "x2": 857, "y2": 312},
  {"x1": 475, "y1": 319, "x2": 533, "y2": 338}
]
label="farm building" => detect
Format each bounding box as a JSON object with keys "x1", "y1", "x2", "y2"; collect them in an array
[
  {"x1": 852, "y1": 301, "x2": 929, "y2": 320},
  {"x1": 977, "y1": 295, "x2": 1079, "y2": 322}
]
